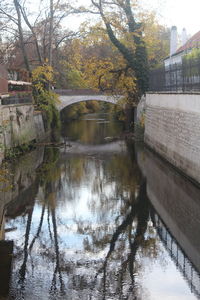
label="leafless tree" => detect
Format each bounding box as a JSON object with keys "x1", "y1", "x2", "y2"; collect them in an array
[{"x1": 0, "y1": 0, "x2": 76, "y2": 71}]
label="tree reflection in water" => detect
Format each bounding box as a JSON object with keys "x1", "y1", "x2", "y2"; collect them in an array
[
  {"x1": 6, "y1": 144, "x2": 159, "y2": 300},
  {"x1": 8, "y1": 148, "x2": 66, "y2": 299},
  {"x1": 18, "y1": 207, "x2": 34, "y2": 298},
  {"x1": 93, "y1": 180, "x2": 149, "y2": 300}
]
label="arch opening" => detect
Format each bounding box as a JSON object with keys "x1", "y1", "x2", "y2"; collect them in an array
[{"x1": 57, "y1": 94, "x2": 123, "y2": 112}]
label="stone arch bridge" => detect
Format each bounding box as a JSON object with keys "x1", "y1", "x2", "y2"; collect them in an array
[{"x1": 55, "y1": 89, "x2": 123, "y2": 111}]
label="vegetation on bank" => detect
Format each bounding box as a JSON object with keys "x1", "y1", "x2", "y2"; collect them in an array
[
  {"x1": 4, "y1": 142, "x2": 36, "y2": 160},
  {"x1": 32, "y1": 65, "x2": 61, "y2": 130},
  {"x1": 0, "y1": 164, "x2": 12, "y2": 192}
]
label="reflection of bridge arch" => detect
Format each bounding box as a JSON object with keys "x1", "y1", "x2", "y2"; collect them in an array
[
  {"x1": 60, "y1": 140, "x2": 127, "y2": 155},
  {"x1": 57, "y1": 95, "x2": 123, "y2": 111}
]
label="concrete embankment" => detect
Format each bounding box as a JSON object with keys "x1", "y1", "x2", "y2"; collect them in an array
[{"x1": 144, "y1": 93, "x2": 200, "y2": 184}]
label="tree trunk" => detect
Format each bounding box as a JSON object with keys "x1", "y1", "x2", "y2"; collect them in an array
[
  {"x1": 13, "y1": 0, "x2": 31, "y2": 74},
  {"x1": 20, "y1": 6, "x2": 43, "y2": 65},
  {"x1": 49, "y1": 0, "x2": 54, "y2": 67}
]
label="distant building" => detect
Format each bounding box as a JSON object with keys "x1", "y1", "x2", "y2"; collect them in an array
[
  {"x1": 0, "y1": 66, "x2": 31, "y2": 96},
  {"x1": 164, "y1": 27, "x2": 200, "y2": 67}
]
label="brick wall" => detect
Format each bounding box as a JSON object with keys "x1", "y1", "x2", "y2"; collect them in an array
[
  {"x1": 0, "y1": 78, "x2": 8, "y2": 94},
  {"x1": 0, "y1": 65, "x2": 8, "y2": 94},
  {"x1": 145, "y1": 93, "x2": 200, "y2": 184}
]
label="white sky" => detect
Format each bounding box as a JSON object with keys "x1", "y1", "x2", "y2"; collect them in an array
[
  {"x1": 142, "y1": 0, "x2": 200, "y2": 36},
  {"x1": 30, "y1": 0, "x2": 200, "y2": 37}
]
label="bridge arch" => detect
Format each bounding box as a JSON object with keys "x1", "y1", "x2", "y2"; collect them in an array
[
  {"x1": 60, "y1": 140, "x2": 127, "y2": 155},
  {"x1": 57, "y1": 95, "x2": 123, "y2": 111}
]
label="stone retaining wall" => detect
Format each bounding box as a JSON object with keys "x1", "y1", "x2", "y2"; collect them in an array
[
  {"x1": 0, "y1": 104, "x2": 46, "y2": 163},
  {"x1": 145, "y1": 93, "x2": 200, "y2": 184}
]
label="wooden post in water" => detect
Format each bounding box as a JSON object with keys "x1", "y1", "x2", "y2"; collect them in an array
[{"x1": 0, "y1": 240, "x2": 13, "y2": 298}]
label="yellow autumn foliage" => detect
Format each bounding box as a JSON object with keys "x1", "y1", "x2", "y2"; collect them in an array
[
  {"x1": 55, "y1": 7, "x2": 169, "y2": 101},
  {"x1": 32, "y1": 64, "x2": 55, "y2": 93},
  {"x1": 140, "y1": 11, "x2": 170, "y2": 67},
  {"x1": 32, "y1": 64, "x2": 61, "y2": 129}
]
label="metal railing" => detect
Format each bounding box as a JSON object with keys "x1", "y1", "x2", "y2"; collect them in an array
[
  {"x1": 0, "y1": 94, "x2": 33, "y2": 105},
  {"x1": 149, "y1": 59, "x2": 200, "y2": 92},
  {"x1": 55, "y1": 89, "x2": 104, "y2": 96}
]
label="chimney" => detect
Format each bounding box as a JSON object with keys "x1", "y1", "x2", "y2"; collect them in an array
[
  {"x1": 181, "y1": 28, "x2": 187, "y2": 46},
  {"x1": 170, "y1": 26, "x2": 178, "y2": 56}
]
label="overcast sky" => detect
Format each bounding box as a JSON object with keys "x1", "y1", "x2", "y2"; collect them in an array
[
  {"x1": 65, "y1": 0, "x2": 200, "y2": 36},
  {"x1": 30, "y1": 0, "x2": 200, "y2": 37},
  {"x1": 142, "y1": 0, "x2": 200, "y2": 36}
]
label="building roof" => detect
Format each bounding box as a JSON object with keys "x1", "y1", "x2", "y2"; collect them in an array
[
  {"x1": 175, "y1": 30, "x2": 200, "y2": 54},
  {"x1": 8, "y1": 80, "x2": 32, "y2": 86}
]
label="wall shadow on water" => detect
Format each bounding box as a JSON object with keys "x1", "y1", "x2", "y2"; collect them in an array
[
  {"x1": 0, "y1": 240, "x2": 13, "y2": 299},
  {"x1": 136, "y1": 143, "x2": 200, "y2": 297}
]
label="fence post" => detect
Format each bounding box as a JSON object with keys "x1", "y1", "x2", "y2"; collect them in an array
[
  {"x1": 175, "y1": 63, "x2": 178, "y2": 92},
  {"x1": 182, "y1": 62, "x2": 185, "y2": 92}
]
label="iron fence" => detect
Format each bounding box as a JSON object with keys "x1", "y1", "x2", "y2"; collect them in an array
[{"x1": 149, "y1": 59, "x2": 200, "y2": 92}]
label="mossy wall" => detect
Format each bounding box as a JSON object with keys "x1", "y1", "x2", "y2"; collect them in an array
[{"x1": 0, "y1": 104, "x2": 46, "y2": 163}]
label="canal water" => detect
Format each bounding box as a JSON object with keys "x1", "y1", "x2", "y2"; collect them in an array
[{"x1": 1, "y1": 113, "x2": 200, "y2": 300}]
